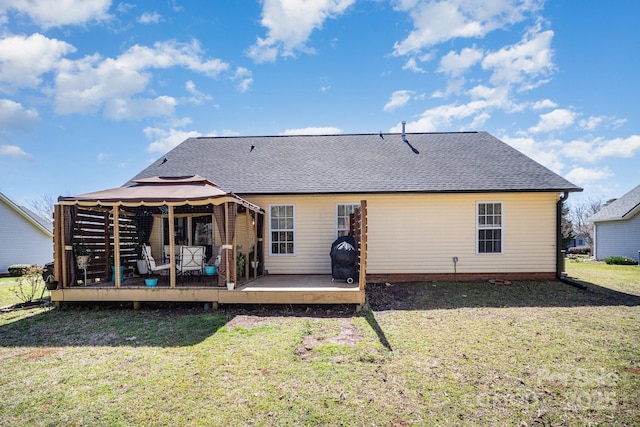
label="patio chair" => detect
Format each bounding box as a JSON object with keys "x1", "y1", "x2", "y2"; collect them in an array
[
  {"x1": 177, "y1": 246, "x2": 205, "y2": 280},
  {"x1": 141, "y1": 244, "x2": 171, "y2": 276}
]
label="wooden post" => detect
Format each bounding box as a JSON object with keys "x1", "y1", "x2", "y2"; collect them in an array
[
  {"x1": 168, "y1": 205, "x2": 176, "y2": 288},
  {"x1": 358, "y1": 200, "x2": 367, "y2": 291},
  {"x1": 245, "y1": 210, "x2": 250, "y2": 281},
  {"x1": 103, "y1": 211, "x2": 111, "y2": 282},
  {"x1": 59, "y1": 205, "x2": 67, "y2": 288},
  {"x1": 225, "y1": 203, "x2": 230, "y2": 286},
  {"x1": 113, "y1": 205, "x2": 121, "y2": 288}
]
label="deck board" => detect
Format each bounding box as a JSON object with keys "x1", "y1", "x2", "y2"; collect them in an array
[{"x1": 50, "y1": 275, "x2": 365, "y2": 306}]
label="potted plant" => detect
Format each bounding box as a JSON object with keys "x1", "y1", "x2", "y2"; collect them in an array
[
  {"x1": 236, "y1": 246, "x2": 246, "y2": 278},
  {"x1": 73, "y1": 242, "x2": 91, "y2": 270}
]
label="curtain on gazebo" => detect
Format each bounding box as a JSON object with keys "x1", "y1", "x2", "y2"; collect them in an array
[
  {"x1": 214, "y1": 203, "x2": 237, "y2": 284},
  {"x1": 64, "y1": 206, "x2": 77, "y2": 287}
]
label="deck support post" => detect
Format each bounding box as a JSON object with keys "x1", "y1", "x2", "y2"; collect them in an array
[
  {"x1": 133, "y1": 301, "x2": 141, "y2": 310},
  {"x1": 168, "y1": 205, "x2": 177, "y2": 288}
]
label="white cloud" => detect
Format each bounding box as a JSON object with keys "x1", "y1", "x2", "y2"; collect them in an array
[
  {"x1": 0, "y1": 144, "x2": 32, "y2": 160},
  {"x1": 280, "y1": 126, "x2": 342, "y2": 135},
  {"x1": 531, "y1": 99, "x2": 557, "y2": 110},
  {"x1": 97, "y1": 152, "x2": 110, "y2": 163},
  {"x1": 482, "y1": 26, "x2": 554, "y2": 89},
  {"x1": 0, "y1": 99, "x2": 39, "y2": 131},
  {"x1": 0, "y1": 0, "x2": 112, "y2": 28},
  {"x1": 402, "y1": 57, "x2": 425, "y2": 73},
  {"x1": 54, "y1": 40, "x2": 229, "y2": 118},
  {"x1": 138, "y1": 11, "x2": 161, "y2": 24},
  {"x1": 184, "y1": 80, "x2": 212, "y2": 104},
  {"x1": 562, "y1": 135, "x2": 640, "y2": 163},
  {"x1": 565, "y1": 166, "x2": 613, "y2": 186},
  {"x1": 247, "y1": 0, "x2": 355, "y2": 63},
  {"x1": 233, "y1": 67, "x2": 253, "y2": 93},
  {"x1": 393, "y1": 99, "x2": 498, "y2": 132},
  {"x1": 393, "y1": 0, "x2": 544, "y2": 56},
  {"x1": 593, "y1": 135, "x2": 640, "y2": 159},
  {"x1": 103, "y1": 95, "x2": 177, "y2": 120},
  {"x1": 0, "y1": 33, "x2": 75, "y2": 89},
  {"x1": 579, "y1": 115, "x2": 606, "y2": 131},
  {"x1": 438, "y1": 47, "x2": 483, "y2": 77},
  {"x1": 144, "y1": 127, "x2": 202, "y2": 154},
  {"x1": 529, "y1": 108, "x2": 576, "y2": 133},
  {"x1": 383, "y1": 90, "x2": 413, "y2": 112},
  {"x1": 500, "y1": 135, "x2": 564, "y2": 173}
]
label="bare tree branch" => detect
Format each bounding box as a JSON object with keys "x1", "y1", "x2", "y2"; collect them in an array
[{"x1": 27, "y1": 194, "x2": 55, "y2": 219}]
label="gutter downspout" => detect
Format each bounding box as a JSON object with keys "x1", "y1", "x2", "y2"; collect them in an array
[{"x1": 557, "y1": 191, "x2": 587, "y2": 289}]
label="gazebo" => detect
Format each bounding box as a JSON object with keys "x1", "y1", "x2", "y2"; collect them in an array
[{"x1": 51, "y1": 175, "x2": 265, "y2": 306}]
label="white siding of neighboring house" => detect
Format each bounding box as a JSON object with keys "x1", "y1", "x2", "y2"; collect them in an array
[
  {"x1": 244, "y1": 192, "x2": 560, "y2": 275},
  {"x1": 594, "y1": 212, "x2": 640, "y2": 262},
  {"x1": 0, "y1": 199, "x2": 53, "y2": 273}
]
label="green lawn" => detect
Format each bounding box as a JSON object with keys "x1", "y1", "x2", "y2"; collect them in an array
[{"x1": 0, "y1": 263, "x2": 638, "y2": 426}]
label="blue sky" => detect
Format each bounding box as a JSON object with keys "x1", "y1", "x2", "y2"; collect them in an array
[{"x1": 1, "y1": 0, "x2": 639, "y2": 208}]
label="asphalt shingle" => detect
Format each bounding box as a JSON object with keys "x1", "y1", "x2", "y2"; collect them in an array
[
  {"x1": 129, "y1": 132, "x2": 581, "y2": 195},
  {"x1": 590, "y1": 183, "x2": 640, "y2": 221}
]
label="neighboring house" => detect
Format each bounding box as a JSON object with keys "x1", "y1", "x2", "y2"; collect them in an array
[
  {"x1": 589, "y1": 184, "x2": 640, "y2": 262},
  {"x1": 0, "y1": 192, "x2": 54, "y2": 273},
  {"x1": 129, "y1": 131, "x2": 582, "y2": 281},
  {"x1": 568, "y1": 234, "x2": 588, "y2": 248}
]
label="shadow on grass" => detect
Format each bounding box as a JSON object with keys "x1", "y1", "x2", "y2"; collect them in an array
[
  {"x1": 2, "y1": 279, "x2": 638, "y2": 349},
  {"x1": 0, "y1": 300, "x2": 360, "y2": 348}
]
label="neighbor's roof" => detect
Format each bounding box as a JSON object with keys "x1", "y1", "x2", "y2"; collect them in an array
[
  {"x1": 0, "y1": 192, "x2": 53, "y2": 237},
  {"x1": 58, "y1": 175, "x2": 263, "y2": 211},
  {"x1": 129, "y1": 132, "x2": 582, "y2": 195},
  {"x1": 589, "y1": 183, "x2": 640, "y2": 222}
]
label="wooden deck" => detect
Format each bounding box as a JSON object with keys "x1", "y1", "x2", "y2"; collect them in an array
[{"x1": 49, "y1": 275, "x2": 365, "y2": 307}]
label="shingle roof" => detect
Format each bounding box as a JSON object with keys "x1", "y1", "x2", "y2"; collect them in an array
[
  {"x1": 129, "y1": 132, "x2": 581, "y2": 195},
  {"x1": 0, "y1": 192, "x2": 53, "y2": 236},
  {"x1": 589, "y1": 183, "x2": 640, "y2": 222}
]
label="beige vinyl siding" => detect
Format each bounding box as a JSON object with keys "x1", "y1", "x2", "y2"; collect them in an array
[{"x1": 242, "y1": 192, "x2": 561, "y2": 275}]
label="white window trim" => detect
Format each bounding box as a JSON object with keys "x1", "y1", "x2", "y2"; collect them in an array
[
  {"x1": 476, "y1": 201, "x2": 504, "y2": 255},
  {"x1": 269, "y1": 204, "x2": 296, "y2": 256},
  {"x1": 336, "y1": 203, "x2": 360, "y2": 239}
]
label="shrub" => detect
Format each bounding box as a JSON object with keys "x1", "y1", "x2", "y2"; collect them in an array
[
  {"x1": 7, "y1": 264, "x2": 31, "y2": 277},
  {"x1": 604, "y1": 256, "x2": 638, "y2": 265},
  {"x1": 567, "y1": 246, "x2": 591, "y2": 255},
  {"x1": 11, "y1": 264, "x2": 45, "y2": 303}
]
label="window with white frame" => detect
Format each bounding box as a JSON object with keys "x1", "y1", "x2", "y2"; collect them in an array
[
  {"x1": 270, "y1": 205, "x2": 295, "y2": 255},
  {"x1": 336, "y1": 204, "x2": 360, "y2": 237},
  {"x1": 477, "y1": 202, "x2": 502, "y2": 253}
]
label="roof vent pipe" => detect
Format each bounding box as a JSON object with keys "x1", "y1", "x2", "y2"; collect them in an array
[{"x1": 401, "y1": 121, "x2": 406, "y2": 140}]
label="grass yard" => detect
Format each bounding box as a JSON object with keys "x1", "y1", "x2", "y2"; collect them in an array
[{"x1": 0, "y1": 262, "x2": 638, "y2": 426}]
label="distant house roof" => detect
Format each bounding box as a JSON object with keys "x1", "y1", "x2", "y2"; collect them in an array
[
  {"x1": 0, "y1": 192, "x2": 53, "y2": 237},
  {"x1": 590, "y1": 184, "x2": 640, "y2": 222},
  {"x1": 130, "y1": 132, "x2": 582, "y2": 195}
]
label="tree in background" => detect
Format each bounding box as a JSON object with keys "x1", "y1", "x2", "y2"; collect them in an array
[
  {"x1": 568, "y1": 197, "x2": 609, "y2": 249},
  {"x1": 560, "y1": 201, "x2": 574, "y2": 249},
  {"x1": 27, "y1": 194, "x2": 55, "y2": 219}
]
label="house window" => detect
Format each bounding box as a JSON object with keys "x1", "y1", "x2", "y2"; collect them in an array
[
  {"x1": 337, "y1": 204, "x2": 360, "y2": 237},
  {"x1": 477, "y1": 202, "x2": 502, "y2": 253},
  {"x1": 270, "y1": 205, "x2": 295, "y2": 255}
]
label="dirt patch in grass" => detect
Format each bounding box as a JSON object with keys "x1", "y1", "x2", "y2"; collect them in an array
[
  {"x1": 295, "y1": 318, "x2": 364, "y2": 361},
  {"x1": 226, "y1": 315, "x2": 272, "y2": 329}
]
